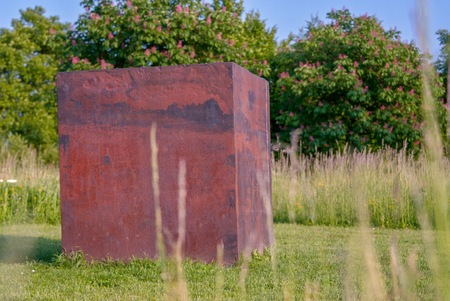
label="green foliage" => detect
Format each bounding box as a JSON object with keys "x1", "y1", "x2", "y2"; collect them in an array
[
  {"x1": 0, "y1": 7, "x2": 68, "y2": 163},
  {"x1": 61, "y1": 0, "x2": 274, "y2": 77},
  {"x1": 435, "y1": 29, "x2": 449, "y2": 114},
  {"x1": 271, "y1": 9, "x2": 446, "y2": 153}
]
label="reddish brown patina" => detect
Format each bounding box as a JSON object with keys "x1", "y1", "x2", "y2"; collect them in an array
[{"x1": 57, "y1": 62, "x2": 273, "y2": 265}]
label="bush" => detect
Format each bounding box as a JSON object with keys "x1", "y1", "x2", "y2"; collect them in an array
[
  {"x1": 59, "y1": 0, "x2": 274, "y2": 77},
  {"x1": 271, "y1": 9, "x2": 446, "y2": 153}
]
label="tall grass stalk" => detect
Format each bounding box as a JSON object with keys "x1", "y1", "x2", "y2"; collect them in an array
[
  {"x1": 272, "y1": 146, "x2": 450, "y2": 229},
  {"x1": 0, "y1": 146, "x2": 59, "y2": 224}
]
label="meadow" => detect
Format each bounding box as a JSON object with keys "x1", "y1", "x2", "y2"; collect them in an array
[{"x1": 1, "y1": 144, "x2": 450, "y2": 299}]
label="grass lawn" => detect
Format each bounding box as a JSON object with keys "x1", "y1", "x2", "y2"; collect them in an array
[{"x1": 0, "y1": 224, "x2": 434, "y2": 300}]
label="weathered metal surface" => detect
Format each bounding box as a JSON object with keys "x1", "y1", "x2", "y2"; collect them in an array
[{"x1": 57, "y1": 62, "x2": 272, "y2": 264}]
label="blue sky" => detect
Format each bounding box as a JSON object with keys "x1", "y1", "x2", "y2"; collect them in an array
[{"x1": 1, "y1": 0, "x2": 449, "y2": 60}]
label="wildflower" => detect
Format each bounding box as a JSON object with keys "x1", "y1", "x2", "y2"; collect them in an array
[
  {"x1": 385, "y1": 63, "x2": 389, "y2": 68},
  {"x1": 289, "y1": 112, "x2": 294, "y2": 117},
  {"x1": 398, "y1": 86, "x2": 403, "y2": 91},
  {"x1": 49, "y1": 28, "x2": 55, "y2": 35},
  {"x1": 127, "y1": 0, "x2": 132, "y2": 7},
  {"x1": 184, "y1": 6, "x2": 189, "y2": 13},
  {"x1": 85, "y1": 6, "x2": 89, "y2": 11},
  {"x1": 389, "y1": 126, "x2": 393, "y2": 132},
  {"x1": 386, "y1": 86, "x2": 390, "y2": 91},
  {"x1": 72, "y1": 56, "x2": 80, "y2": 64},
  {"x1": 318, "y1": 101, "x2": 323, "y2": 106},
  {"x1": 264, "y1": 60, "x2": 267, "y2": 65},
  {"x1": 329, "y1": 122, "x2": 333, "y2": 128},
  {"x1": 280, "y1": 109, "x2": 283, "y2": 114},
  {"x1": 383, "y1": 123, "x2": 388, "y2": 129},
  {"x1": 222, "y1": 6, "x2": 226, "y2": 11},
  {"x1": 157, "y1": 26, "x2": 162, "y2": 32},
  {"x1": 144, "y1": 49, "x2": 150, "y2": 56},
  {"x1": 134, "y1": 15, "x2": 140, "y2": 23},
  {"x1": 414, "y1": 141, "x2": 420, "y2": 145},
  {"x1": 108, "y1": 32, "x2": 114, "y2": 39},
  {"x1": 395, "y1": 102, "x2": 399, "y2": 107},
  {"x1": 176, "y1": 5, "x2": 182, "y2": 12},
  {"x1": 230, "y1": 39, "x2": 235, "y2": 47},
  {"x1": 409, "y1": 89, "x2": 414, "y2": 95},
  {"x1": 217, "y1": 32, "x2": 222, "y2": 40},
  {"x1": 309, "y1": 136, "x2": 314, "y2": 141},
  {"x1": 206, "y1": 16, "x2": 211, "y2": 24},
  {"x1": 177, "y1": 40, "x2": 182, "y2": 48},
  {"x1": 233, "y1": 12, "x2": 237, "y2": 17},
  {"x1": 190, "y1": 51, "x2": 195, "y2": 58},
  {"x1": 72, "y1": 40, "x2": 76, "y2": 46},
  {"x1": 148, "y1": 11, "x2": 152, "y2": 16}
]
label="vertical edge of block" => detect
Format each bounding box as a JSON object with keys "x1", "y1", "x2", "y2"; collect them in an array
[{"x1": 232, "y1": 63, "x2": 274, "y2": 258}]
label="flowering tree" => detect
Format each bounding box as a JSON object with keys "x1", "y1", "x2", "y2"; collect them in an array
[
  {"x1": 0, "y1": 7, "x2": 68, "y2": 162},
  {"x1": 59, "y1": 0, "x2": 274, "y2": 77},
  {"x1": 271, "y1": 8, "x2": 446, "y2": 153}
]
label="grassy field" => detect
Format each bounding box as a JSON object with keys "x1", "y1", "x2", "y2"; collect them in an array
[{"x1": 0, "y1": 223, "x2": 439, "y2": 300}]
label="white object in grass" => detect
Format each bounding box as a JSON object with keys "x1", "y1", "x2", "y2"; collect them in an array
[{"x1": 6, "y1": 180, "x2": 17, "y2": 183}]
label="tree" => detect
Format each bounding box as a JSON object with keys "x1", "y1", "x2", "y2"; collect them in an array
[
  {"x1": 60, "y1": 0, "x2": 274, "y2": 77},
  {"x1": 271, "y1": 8, "x2": 445, "y2": 154},
  {"x1": 0, "y1": 7, "x2": 68, "y2": 162},
  {"x1": 435, "y1": 29, "x2": 449, "y2": 104}
]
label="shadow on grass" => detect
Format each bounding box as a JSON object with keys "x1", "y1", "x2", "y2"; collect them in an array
[{"x1": 0, "y1": 235, "x2": 61, "y2": 263}]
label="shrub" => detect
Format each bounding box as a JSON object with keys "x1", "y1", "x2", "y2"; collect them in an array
[{"x1": 271, "y1": 9, "x2": 446, "y2": 153}]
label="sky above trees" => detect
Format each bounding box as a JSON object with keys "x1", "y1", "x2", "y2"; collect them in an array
[{"x1": 1, "y1": 0, "x2": 448, "y2": 59}]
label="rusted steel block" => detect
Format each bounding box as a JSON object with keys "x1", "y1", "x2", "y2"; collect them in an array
[{"x1": 57, "y1": 62, "x2": 273, "y2": 264}]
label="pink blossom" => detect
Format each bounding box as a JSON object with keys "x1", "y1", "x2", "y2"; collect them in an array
[
  {"x1": 176, "y1": 5, "x2": 182, "y2": 12},
  {"x1": 354, "y1": 84, "x2": 359, "y2": 89},
  {"x1": 383, "y1": 123, "x2": 388, "y2": 129},
  {"x1": 263, "y1": 60, "x2": 267, "y2": 65},
  {"x1": 190, "y1": 51, "x2": 195, "y2": 59},
  {"x1": 206, "y1": 16, "x2": 211, "y2": 24},
  {"x1": 280, "y1": 109, "x2": 283, "y2": 114},
  {"x1": 184, "y1": 6, "x2": 189, "y2": 13},
  {"x1": 349, "y1": 131, "x2": 353, "y2": 135},
  {"x1": 149, "y1": 11, "x2": 152, "y2": 16},
  {"x1": 105, "y1": 18, "x2": 110, "y2": 24},
  {"x1": 404, "y1": 118, "x2": 408, "y2": 124},
  {"x1": 409, "y1": 89, "x2": 415, "y2": 95},
  {"x1": 127, "y1": 0, "x2": 132, "y2": 7},
  {"x1": 177, "y1": 40, "x2": 182, "y2": 48},
  {"x1": 319, "y1": 101, "x2": 323, "y2": 106},
  {"x1": 385, "y1": 63, "x2": 389, "y2": 68},
  {"x1": 122, "y1": 43, "x2": 125, "y2": 49},
  {"x1": 230, "y1": 39, "x2": 235, "y2": 47},
  {"x1": 329, "y1": 122, "x2": 333, "y2": 128},
  {"x1": 49, "y1": 28, "x2": 55, "y2": 35},
  {"x1": 222, "y1": 6, "x2": 226, "y2": 11},
  {"x1": 90, "y1": 13, "x2": 96, "y2": 20},
  {"x1": 108, "y1": 32, "x2": 114, "y2": 39},
  {"x1": 85, "y1": 6, "x2": 89, "y2": 11},
  {"x1": 243, "y1": 60, "x2": 248, "y2": 65},
  {"x1": 354, "y1": 61, "x2": 358, "y2": 67},
  {"x1": 386, "y1": 86, "x2": 390, "y2": 91},
  {"x1": 101, "y1": 59, "x2": 108, "y2": 69},
  {"x1": 309, "y1": 136, "x2": 314, "y2": 141},
  {"x1": 135, "y1": 15, "x2": 140, "y2": 23},
  {"x1": 293, "y1": 79, "x2": 298, "y2": 83},
  {"x1": 144, "y1": 49, "x2": 150, "y2": 56},
  {"x1": 151, "y1": 46, "x2": 156, "y2": 53},
  {"x1": 72, "y1": 40, "x2": 76, "y2": 46},
  {"x1": 217, "y1": 32, "x2": 222, "y2": 40},
  {"x1": 414, "y1": 141, "x2": 420, "y2": 145},
  {"x1": 233, "y1": 12, "x2": 237, "y2": 17},
  {"x1": 72, "y1": 56, "x2": 80, "y2": 64},
  {"x1": 281, "y1": 86, "x2": 285, "y2": 90},
  {"x1": 243, "y1": 42, "x2": 247, "y2": 49},
  {"x1": 289, "y1": 112, "x2": 294, "y2": 117},
  {"x1": 157, "y1": 26, "x2": 162, "y2": 32}
]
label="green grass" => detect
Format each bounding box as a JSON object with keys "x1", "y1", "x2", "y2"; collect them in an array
[{"x1": 0, "y1": 223, "x2": 437, "y2": 300}]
